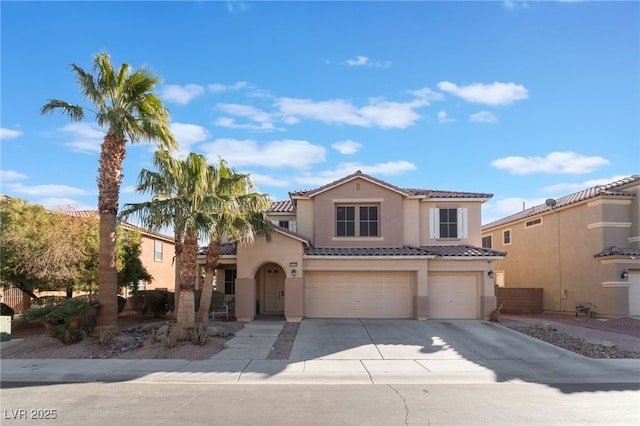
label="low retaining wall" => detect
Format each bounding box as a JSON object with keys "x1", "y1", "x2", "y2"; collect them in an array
[{"x1": 495, "y1": 286, "x2": 543, "y2": 314}]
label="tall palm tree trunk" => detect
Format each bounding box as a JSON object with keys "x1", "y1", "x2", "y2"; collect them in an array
[
  {"x1": 196, "y1": 240, "x2": 221, "y2": 324},
  {"x1": 175, "y1": 231, "x2": 198, "y2": 335},
  {"x1": 95, "y1": 130, "x2": 125, "y2": 334}
]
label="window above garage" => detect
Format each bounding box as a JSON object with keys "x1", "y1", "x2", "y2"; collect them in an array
[
  {"x1": 335, "y1": 204, "x2": 380, "y2": 238},
  {"x1": 429, "y1": 207, "x2": 468, "y2": 239}
]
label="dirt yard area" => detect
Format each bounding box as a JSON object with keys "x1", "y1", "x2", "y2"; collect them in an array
[{"x1": 1, "y1": 310, "x2": 245, "y2": 360}]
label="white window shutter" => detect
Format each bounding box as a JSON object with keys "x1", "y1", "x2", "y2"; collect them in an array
[
  {"x1": 429, "y1": 208, "x2": 439, "y2": 239},
  {"x1": 457, "y1": 207, "x2": 468, "y2": 239}
]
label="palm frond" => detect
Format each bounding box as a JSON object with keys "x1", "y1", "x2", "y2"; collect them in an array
[{"x1": 40, "y1": 100, "x2": 85, "y2": 121}]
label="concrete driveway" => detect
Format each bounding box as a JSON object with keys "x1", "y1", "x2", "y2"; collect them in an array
[{"x1": 290, "y1": 318, "x2": 573, "y2": 361}]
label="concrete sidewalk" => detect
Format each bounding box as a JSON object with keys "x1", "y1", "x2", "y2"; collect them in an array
[{"x1": 1, "y1": 319, "x2": 639, "y2": 385}]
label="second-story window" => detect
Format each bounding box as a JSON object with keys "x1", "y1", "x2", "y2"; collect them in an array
[
  {"x1": 154, "y1": 240, "x2": 163, "y2": 262},
  {"x1": 336, "y1": 205, "x2": 379, "y2": 237}
]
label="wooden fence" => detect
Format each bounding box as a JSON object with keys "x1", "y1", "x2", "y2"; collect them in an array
[{"x1": 495, "y1": 286, "x2": 543, "y2": 314}]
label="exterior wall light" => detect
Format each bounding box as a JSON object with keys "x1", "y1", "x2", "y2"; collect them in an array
[
  {"x1": 621, "y1": 270, "x2": 628, "y2": 279},
  {"x1": 291, "y1": 268, "x2": 297, "y2": 277},
  {"x1": 488, "y1": 270, "x2": 494, "y2": 278}
]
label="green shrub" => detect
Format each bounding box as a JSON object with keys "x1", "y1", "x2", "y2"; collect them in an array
[
  {"x1": 131, "y1": 290, "x2": 174, "y2": 318},
  {"x1": 0, "y1": 332, "x2": 10, "y2": 342},
  {"x1": 21, "y1": 298, "x2": 99, "y2": 344},
  {"x1": 1, "y1": 302, "x2": 15, "y2": 319}
]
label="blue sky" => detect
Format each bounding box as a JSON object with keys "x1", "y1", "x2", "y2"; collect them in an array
[{"x1": 1, "y1": 1, "x2": 638, "y2": 225}]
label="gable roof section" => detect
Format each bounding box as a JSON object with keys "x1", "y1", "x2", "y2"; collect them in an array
[
  {"x1": 62, "y1": 210, "x2": 174, "y2": 243},
  {"x1": 304, "y1": 244, "x2": 505, "y2": 258},
  {"x1": 270, "y1": 200, "x2": 295, "y2": 213},
  {"x1": 294, "y1": 170, "x2": 411, "y2": 198},
  {"x1": 483, "y1": 175, "x2": 640, "y2": 231},
  {"x1": 288, "y1": 170, "x2": 492, "y2": 201}
]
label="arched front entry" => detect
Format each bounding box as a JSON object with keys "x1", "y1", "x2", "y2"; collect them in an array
[{"x1": 256, "y1": 263, "x2": 285, "y2": 315}]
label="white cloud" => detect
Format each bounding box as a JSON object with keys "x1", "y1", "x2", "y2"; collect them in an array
[
  {"x1": 294, "y1": 161, "x2": 416, "y2": 187},
  {"x1": 246, "y1": 173, "x2": 290, "y2": 188},
  {"x1": 216, "y1": 103, "x2": 278, "y2": 130},
  {"x1": 491, "y1": 151, "x2": 610, "y2": 175},
  {"x1": 170, "y1": 123, "x2": 210, "y2": 149},
  {"x1": 226, "y1": 1, "x2": 250, "y2": 13},
  {"x1": 438, "y1": 81, "x2": 529, "y2": 105},
  {"x1": 503, "y1": 1, "x2": 529, "y2": 10},
  {"x1": 0, "y1": 170, "x2": 27, "y2": 181},
  {"x1": 360, "y1": 99, "x2": 424, "y2": 128},
  {"x1": 40, "y1": 198, "x2": 96, "y2": 211},
  {"x1": 60, "y1": 122, "x2": 104, "y2": 153},
  {"x1": 161, "y1": 84, "x2": 204, "y2": 105},
  {"x1": 0, "y1": 128, "x2": 23, "y2": 139},
  {"x1": 469, "y1": 111, "x2": 498, "y2": 123},
  {"x1": 6, "y1": 182, "x2": 91, "y2": 197},
  {"x1": 332, "y1": 140, "x2": 363, "y2": 155},
  {"x1": 344, "y1": 56, "x2": 391, "y2": 68},
  {"x1": 276, "y1": 97, "x2": 425, "y2": 129},
  {"x1": 542, "y1": 175, "x2": 629, "y2": 193},
  {"x1": 200, "y1": 138, "x2": 326, "y2": 169},
  {"x1": 409, "y1": 87, "x2": 445, "y2": 103},
  {"x1": 438, "y1": 110, "x2": 454, "y2": 123},
  {"x1": 209, "y1": 81, "x2": 249, "y2": 92}
]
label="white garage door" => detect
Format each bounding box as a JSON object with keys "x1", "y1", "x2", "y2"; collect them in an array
[
  {"x1": 428, "y1": 274, "x2": 478, "y2": 319},
  {"x1": 629, "y1": 272, "x2": 640, "y2": 316},
  {"x1": 305, "y1": 272, "x2": 412, "y2": 318}
]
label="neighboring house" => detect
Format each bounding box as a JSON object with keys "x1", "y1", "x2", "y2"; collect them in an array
[
  {"x1": 64, "y1": 210, "x2": 176, "y2": 293},
  {"x1": 481, "y1": 175, "x2": 640, "y2": 317},
  {"x1": 201, "y1": 170, "x2": 505, "y2": 322}
]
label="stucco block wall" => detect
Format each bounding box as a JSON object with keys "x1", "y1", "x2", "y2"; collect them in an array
[
  {"x1": 139, "y1": 236, "x2": 175, "y2": 291},
  {"x1": 311, "y1": 177, "x2": 404, "y2": 247}
]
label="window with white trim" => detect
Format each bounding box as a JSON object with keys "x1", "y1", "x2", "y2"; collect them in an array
[
  {"x1": 429, "y1": 207, "x2": 468, "y2": 239},
  {"x1": 336, "y1": 205, "x2": 379, "y2": 237},
  {"x1": 525, "y1": 217, "x2": 542, "y2": 228},
  {"x1": 154, "y1": 240, "x2": 163, "y2": 262},
  {"x1": 503, "y1": 229, "x2": 511, "y2": 245},
  {"x1": 482, "y1": 235, "x2": 492, "y2": 248}
]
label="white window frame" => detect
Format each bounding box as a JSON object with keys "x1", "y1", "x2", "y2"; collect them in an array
[
  {"x1": 482, "y1": 235, "x2": 492, "y2": 249},
  {"x1": 503, "y1": 229, "x2": 512, "y2": 246},
  {"x1": 525, "y1": 217, "x2": 543, "y2": 228},
  {"x1": 154, "y1": 240, "x2": 163, "y2": 262},
  {"x1": 429, "y1": 207, "x2": 468, "y2": 239},
  {"x1": 335, "y1": 204, "x2": 380, "y2": 238}
]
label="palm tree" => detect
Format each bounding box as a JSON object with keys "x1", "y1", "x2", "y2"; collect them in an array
[
  {"x1": 196, "y1": 161, "x2": 272, "y2": 324},
  {"x1": 120, "y1": 150, "x2": 212, "y2": 333},
  {"x1": 41, "y1": 53, "x2": 177, "y2": 333}
]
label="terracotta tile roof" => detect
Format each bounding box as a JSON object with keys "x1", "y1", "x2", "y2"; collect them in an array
[
  {"x1": 289, "y1": 170, "x2": 492, "y2": 200},
  {"x1": 305, "y1": 245, "x2": 505, "y2": 258},
  {"x1": 593, "y1": 246, "x2": 640, "y2": 258},
  {"x1": 198, "y1": 242, "x2": 237, "y2": 256},
  {"x1": 305, "y1": 246, "x2": 434, "y2": 257},
  {"x1": 61, "y1": 209, "x2": 174, "y2": 242},
  {"x1": 270, "y1": 200, "x2": 295, "y2": 213},
  {"x1": 405, "y1": 189, "x2": 493, "y2": 199},
  {"x1": 420, "y1": 245, "x2": 506, "y2": 257},
  {"x1": 483, "y1": 175, "x2": 640, "y2": 231}
]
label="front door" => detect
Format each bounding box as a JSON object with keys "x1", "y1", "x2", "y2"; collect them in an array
[{"x1": 263, "y1": 265, "x2": 285, "y2": 313}]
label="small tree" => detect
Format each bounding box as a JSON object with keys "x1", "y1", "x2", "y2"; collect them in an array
[{"x1": 117, "y1": 229, "x2": 153, "y2": 294}]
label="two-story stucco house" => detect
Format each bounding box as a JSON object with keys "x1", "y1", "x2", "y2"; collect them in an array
[
  {"x1": 481, "y1": 175, "x2": 640, "y2": 317},
  {"x1": 65, "y1": 210, "x2": 176, "y2": 293},
  {"x1": 205, "y1": 171, "x2": 505, "y2": 322}
]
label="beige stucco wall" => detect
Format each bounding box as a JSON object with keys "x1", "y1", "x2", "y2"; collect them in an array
[
  {"x1": 311, "y1": 177, "x2": 405, "y2": 247},
  {"x1": 484, "y1": 195, "x2": 636, "y2": 316},
  {"x1": 139, "y1": 236, "x2": 175, "y2": 291},
  {"x1": 419, "y1": 201, "x2": 484, "y2": 246}
]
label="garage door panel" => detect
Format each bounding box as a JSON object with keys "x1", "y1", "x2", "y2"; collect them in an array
[
  {"x1": 428, "y1": 274, "x2": 478, "y2": 319},
  {"x1": 306, "y1": 272, "x2": 411, "y2": 318}
]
